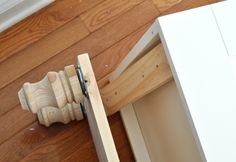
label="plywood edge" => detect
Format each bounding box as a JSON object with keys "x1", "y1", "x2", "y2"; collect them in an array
[
  {"x1": 108, "y1": 19, "x2": 161, "y2": 162},
  {"x1": 120, "y1": 104, "x2": 151, "y2": 162},
  {"x1": 78, "y1": 54, "x2": 119, "y2": 162},
  {"x1": 109, "y1": 18, "x2": 160, "y2": 80}
]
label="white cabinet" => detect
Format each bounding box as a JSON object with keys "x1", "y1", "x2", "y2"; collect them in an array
[{"x1": 116, "y1": 1, "x2": 236, "y2": 161}]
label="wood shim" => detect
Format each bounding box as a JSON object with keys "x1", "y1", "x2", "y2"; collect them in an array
[{"x1": 101, "y1": 43, "x2": 173, "y2": 115}]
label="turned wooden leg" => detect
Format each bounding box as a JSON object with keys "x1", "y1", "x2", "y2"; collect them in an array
[
  {"x1": 18, "y1": 43, "x2": 171, "y2": 127},
  {"x1": 18, "y1": 64, "x2": 85, "y2": 126}
]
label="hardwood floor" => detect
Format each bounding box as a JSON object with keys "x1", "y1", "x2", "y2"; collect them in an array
[{"x1": 0, "y1": 0, "x2": 220, "y2": 161}]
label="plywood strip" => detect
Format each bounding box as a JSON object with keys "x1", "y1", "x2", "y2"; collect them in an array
[
  {"x1": 101, "y1": 43, "x2": 172, "y2": 116},
  {"x1": 78, "y1": 54, "x2": 119, "y2": 162}
]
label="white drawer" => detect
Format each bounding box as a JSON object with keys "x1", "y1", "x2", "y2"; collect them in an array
[{"x1": 114, "y1": 1, "x2": 236, "y2": 161}]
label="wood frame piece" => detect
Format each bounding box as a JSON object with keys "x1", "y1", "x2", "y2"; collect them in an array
[
  {"x1": 78, "y1": 54, "x2": 119, "y2": 162},
  {"x1": 108, "y1": 19, "x2": 162, "y2": 162}
]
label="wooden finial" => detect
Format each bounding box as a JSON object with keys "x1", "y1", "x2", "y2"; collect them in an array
[{"x1": 18, "y1": 64, "x2": 85, "y2": 126}]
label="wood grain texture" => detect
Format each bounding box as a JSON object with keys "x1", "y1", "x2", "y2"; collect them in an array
[
  {"x1": 101, "y1": 44, "x2": 172, "y2": 115},
  {"x1": 0, "y1": 0, "x2": 221, "y2": 161},
  {"x1": 78, "y1": 54, "x2": 119, "y2": 162},
  {"x1": 91, "y1": 21, "x2": 153, "y2": 81},
  {"x1": 161, "y1": 0, "x2": 221, "y2": 15},
  {"x1": 64, "y1": 0, "x2": 160, "y2": 59},
  {"x1": 0, "y1": 106, "x2": 36, "y2": 145},
  {"x1": 80, "y1": 0, "x2": 144, "y2": 32},
  {"x1": 0, "y1": 113, "x2": 133, "y2": 162},
  {"x1": 0, "y1": 17, "x2": 89, "y2": 89},
  {"x1": 0, "y1": 20, "x2": 154, "y2": 119},
  {"x1": 152, "y1": 0, "x2": 183, "y2": 12},
  {"x1": 0, "y1": 0, "x2": 103, "y2": 63}
]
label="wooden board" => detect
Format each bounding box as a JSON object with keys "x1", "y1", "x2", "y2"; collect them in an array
[
  {"x1": 101, "y1": 43, "x2": 172, "y2": 115},
  {"x1": 78, "y1": 54, "x2": 119, "y2": 162},
  {"x1": 134, "y1": 80, "x2": 202, "y2": 162}
]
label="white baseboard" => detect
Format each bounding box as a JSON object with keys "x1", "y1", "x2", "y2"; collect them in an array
[{"x1": 0, "y1": 0, "x2": 55, "y2": 32}]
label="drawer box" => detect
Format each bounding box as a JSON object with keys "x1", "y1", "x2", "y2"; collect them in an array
[{"x1": 108, "y1": 1, "x2": 236, "y2": 162}]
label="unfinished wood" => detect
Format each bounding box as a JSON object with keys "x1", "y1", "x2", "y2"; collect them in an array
[
  {"x1": 109, "y1": 18, "x2": 161, "y2": 81},
  {"x1": 101, "y1": 43, "x2": 172, "y2": 115},
  {"x1": 62, "y1": 113, "x2": 134, "y2": 162},
  {"x1": 105, "y1": 18, "x2": 163, "y2": 162},
  {"x1": 80, "y1": 0, "x2": 144, "y2": 32},
  {"x1": 133, "y1": 80, "x2": 202, "y2": 162},
  {"x1": 120, "y1": 104, "x2": 151, "y2": 162},
  {"x1": 0, "y1": 0, "x2": 103, "y2": 63},
  {"x1": 0, "y1": 0, "x2": 220, "y2": 161},
  {"x1": 68, "y1": 0, "x2": 159, "y2": 59},
  {"x1": 16, "y1": 43, "x2": 171, "y2": 128},
  {"x1": 0, "y1": 17, "x2": 89, "y2": 90},
  {"x1": 0, "y1": 21, "x2": 153, "y2": 117},
  {"x1": 78, "y1": 54, "x2": 119, "y2": 162},
  {"x1": 152, "y1": 0, "x2": 182, "y2": 12},
  {"x1": 18, "y1": 64, "x2": 84, "y2": 126}
]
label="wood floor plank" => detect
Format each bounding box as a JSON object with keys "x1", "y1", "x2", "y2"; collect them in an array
[
  {"x1": 161, "y1": 0, "x2": 221, "y2": 15},
  {"x1": 0, "y1": 17, "x2": 89, "y2": 90},
  {"x1": 64, "y1": 0, "x2": 159, "y2": 59},
  {"x1": 91, "y1": 21, "x2": 153, "y2": 81},
  {"x1": 0, "y1": 120, "x2": 89, "y2": 162},
  {"x1": 0, "y1": 28, "x2": 152, "y2": 146},
  {"x1": 80, "y1": 0, "x2": 144, "y2": 32},
  {"x1": 0, "y1": 113, "x2": 132, "y2": 162},
  {"x1": 19, "y1": 121, "x2": 95, "y2": 162},
  {"x1": 0, "y1": 0, "x2": 159, "y2": 107},
  {"x1": 151, "y1": 0, "x2": 183, "y2": 12},
  {"x1": 0, "y1": 106, "x2": 36, "y2": 145},
  {"x1": 0, "y1": 0, "x2": 103, "y2": 63},
  {"x1": 61, "y1": 114, "x2": 134, "y2": 162},
  {"x1": 0, "y1": 18, "x2": 155, "y2": 119}
]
